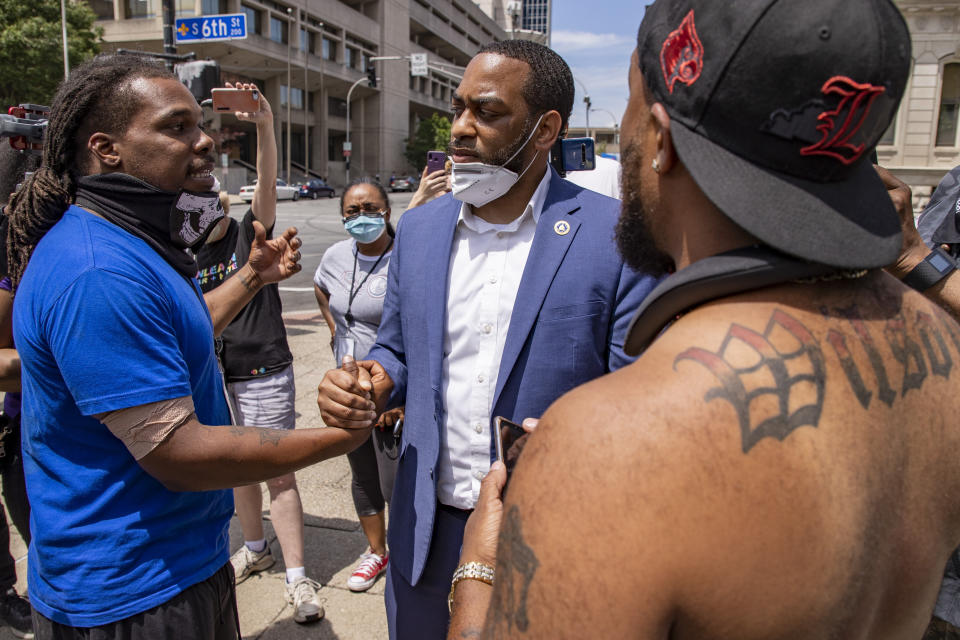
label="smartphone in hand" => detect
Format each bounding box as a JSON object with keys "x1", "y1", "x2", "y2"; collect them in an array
[
  {"x1": 493, "y1": 416, "x2": 526, "y2": 480},
  {"x1": 211, "y1": 88, "x2": 260, "y2": 113},
  {"x1": 426, "y1": 150, "x2": 447, "y2": 174}
]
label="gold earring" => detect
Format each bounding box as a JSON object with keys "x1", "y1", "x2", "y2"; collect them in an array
[{"x1": 651, "y1": 158, "x2": 661, "y2": 173}]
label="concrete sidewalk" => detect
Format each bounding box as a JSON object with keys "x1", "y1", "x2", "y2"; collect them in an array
[{"x1": 4, "y1": 311, "x2": 389, "y2": 640}]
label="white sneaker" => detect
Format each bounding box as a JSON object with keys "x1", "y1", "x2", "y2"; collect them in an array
[
  {"x1": 285, "y1": 576, "x2": 324, "y2": 624},
  {"x1": 230, "y1": 544, "x2": 275, "y2": 584},
  {"x1": 347, "y1": 552, "x2": 388, "y2": 592}
]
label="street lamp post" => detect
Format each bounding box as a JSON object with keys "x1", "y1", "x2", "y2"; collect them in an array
[
  {"x1": 344, "y1": 76, "x2": 368, "y2": 184},
  {"x1": 60, "y1": 0, "x2": 69, "y2": 78},
  {"x1": 589, "y1": 107, "x2": 619, "y2": 144},
  {"x1": 573, "y1": 77, "x2": 590, "y2": 138},
  {"x1": 286, "y1": 8, "x2": 293, "y2": 184}
]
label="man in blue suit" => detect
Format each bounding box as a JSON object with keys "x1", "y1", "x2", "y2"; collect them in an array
[{"x1": 317, "y1": 40, "x2": 659, "y2": 639}]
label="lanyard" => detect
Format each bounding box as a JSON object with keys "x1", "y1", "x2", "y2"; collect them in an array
[{"x1": 345, "y1": 238, "x2": 393, "y2": 325}]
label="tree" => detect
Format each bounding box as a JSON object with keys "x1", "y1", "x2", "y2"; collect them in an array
[
  {"x1": 404, "y1": 112, "x2": 452, "y2": 172},
  {"x1": 0, "y1": 0, "x2": 102, "y2": 107}
]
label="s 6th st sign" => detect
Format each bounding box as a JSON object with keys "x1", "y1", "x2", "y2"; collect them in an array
[{"x1": 176, "y1": 14, "x2": 247, "y2": 43}]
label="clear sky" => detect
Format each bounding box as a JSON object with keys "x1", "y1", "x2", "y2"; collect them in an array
[{"x1": 550, "y1": 0, "x2": 646, "y2": 130}]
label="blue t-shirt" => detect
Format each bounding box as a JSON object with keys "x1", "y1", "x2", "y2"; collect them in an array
[{"x1": 13, "y1": 206, "x2": 233, "y2": 626}]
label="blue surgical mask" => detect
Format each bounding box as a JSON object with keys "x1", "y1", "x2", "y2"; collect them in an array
[{"x1": 343, "y1": 213, "x2": 386, "y2": 244}]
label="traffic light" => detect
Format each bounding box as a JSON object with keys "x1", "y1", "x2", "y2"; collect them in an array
[{"x1": 366, "y1": 64, "x2": 377, "y2": 88}]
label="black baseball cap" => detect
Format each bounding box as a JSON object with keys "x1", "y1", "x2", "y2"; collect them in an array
[{"x1": 636, "y1": 0, "x2": 911, "y2": 269}]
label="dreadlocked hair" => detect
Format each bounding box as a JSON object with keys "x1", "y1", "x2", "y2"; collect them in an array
[{"x1": 6, "y1": 54, "x2": 173, "y2": 290}]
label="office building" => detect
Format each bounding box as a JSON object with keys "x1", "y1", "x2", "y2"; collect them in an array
[
  {"x1": 472, "y1": 0, "x2": 550, "y2": 44},
  {"x1": 89, "y1": 0, "x2": 506, "y2": 189},
  {"x1": 881, "y1": 0, "x2": 960, "y2": 210}
]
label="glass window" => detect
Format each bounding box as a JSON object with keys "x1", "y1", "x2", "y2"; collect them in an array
[
  {"x1": 937, "y1": 64, "x2": 960, "y2": 147},
  {"x1": 328, "y1": 97, "x2": 347, "y2": 118},
  {"x1": 346, "y1": 47, "x2": 357, "y2": 69},
  {"x1": 88, "y1": 0, "x2": 115, "y2": 19},
  {"x1": 202, "y1": 0, "x2": 227, "y2": 13},
  {"x1": 281, "y1": 86, "x2": 304, "y2": 109},
  {"x1": 879, "y1": 114, "x2": 897, "y2": 146},
  {"x1": 328, "y1": 132, "x2": 346, "y2": 162},
  {"x1": 270, "y1": 15, "x2": 288, "y2": 44},
  {"x1": 300, "y1": 28, "x2": 308, "y2": 52},
  {"x1": 176, "y1": 0, "x2": 194, "y2": 17},
  {"x1": 242, "y1": 4, "x2": 261, "y2": 34},
  {"x1": 322, "y1": 38, "x2": 336, "y2": 61},
  {"x1": 125, "y1": 0, "x2": 155, "y2": 18}
]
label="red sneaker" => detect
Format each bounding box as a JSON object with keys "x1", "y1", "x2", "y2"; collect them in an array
[{"x1": 347, "y1": 551, "x2": 388, "y2": 592}]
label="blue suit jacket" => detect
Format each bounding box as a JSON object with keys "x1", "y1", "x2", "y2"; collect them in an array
[{"x1": 366, "y1": 170, "x2": 659, "y2": 585}]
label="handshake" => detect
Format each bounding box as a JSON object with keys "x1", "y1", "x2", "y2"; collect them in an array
[{"x1": 316, "y1": 355, "x2": 401, "y2": 433}]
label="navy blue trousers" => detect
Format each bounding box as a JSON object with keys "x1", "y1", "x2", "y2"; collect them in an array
[{"x1": 385, "y1": 504, "x2": 470, "y2": 640}]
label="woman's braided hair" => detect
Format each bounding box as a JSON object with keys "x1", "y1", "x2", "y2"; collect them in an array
[{"x1": 6, "y1": 54, "x2": 173, "y2": 290}]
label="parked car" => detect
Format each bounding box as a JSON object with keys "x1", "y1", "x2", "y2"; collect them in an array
[
  {"x1": 389, "y1": 175, "x2": 418, "y2": 192},
  {"x1": 239, "y1": 179, "x2": 300, "y2": 202},
  {"x1": 298, "y1": 179, "x2": 336, "y2": 199}
]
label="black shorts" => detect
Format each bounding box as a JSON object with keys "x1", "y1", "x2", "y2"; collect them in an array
[{"x1": 32, "y1": 562, "x2": 240, "y2": 640}]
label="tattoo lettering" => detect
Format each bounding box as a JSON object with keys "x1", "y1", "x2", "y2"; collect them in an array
[
  {"x1": 229, "y1": 424, "x2": 246, "y2": 437},
  {"x1": 675, "y1": 310, "x2": 825, "y2": 453},
  {"x1": 827, "y1": 303, "x2": 958, "y2": 411},
  {"x1": 492, "y1": 506, "x2": 539, "y2": 634},
  {"x1": 826, "y1": 329, "x2": 873, "y2": 409},
  {"x1": 459, "y1": 631, "x2": 483, "y2": 639},
  {"x1": 258, "y1": 428, "x2": 285, "y2": 446},
  {"x1": 938, "y1": 313, "x2": 960, "y2": 355},
  {"x1": 883, "y1": 313, "x2": 927, "y2": 395},
  {"x1": 838, "y1": 306, "x2": 896, "y2": 408},
  {"x1": 916, "y1": 311, "x2": 952, "y2": 379}
]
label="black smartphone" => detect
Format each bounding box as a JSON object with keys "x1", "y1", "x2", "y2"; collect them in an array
[
  {"x1": 549, "y1": 137, "x2": 596, "y2": 177},
  {"x1": 426, "y1": 150, "x2": 447, "y2": 174},
  {"x1": 493, "y1": 416, "x2": 526, "y2": 478}
]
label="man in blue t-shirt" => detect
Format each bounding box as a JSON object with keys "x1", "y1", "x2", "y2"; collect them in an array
[{"x1": 5, "y1": 56, "x2": 376, "y2": 639}]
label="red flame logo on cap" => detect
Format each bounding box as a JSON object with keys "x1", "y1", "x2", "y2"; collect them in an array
[
  {"x1": 660, "y1": 10, "x2": 704, "y2": 94},
  {"x1": 800, "y1": 76, "x2": 886, "y2": 165}
]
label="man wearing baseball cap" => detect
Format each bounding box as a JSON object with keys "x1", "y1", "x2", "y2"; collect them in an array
[{"x1": 445, "y1": 0, "x2": 960, "y2": 638}]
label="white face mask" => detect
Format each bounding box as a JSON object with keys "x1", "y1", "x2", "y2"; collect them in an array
[{"x1": 451, "y1": 114, "x2": 543, "y2": 208}]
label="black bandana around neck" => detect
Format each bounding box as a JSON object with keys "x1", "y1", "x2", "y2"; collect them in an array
[{"x1": 74, "y1": 173, "x2": 225, "y2": 279}]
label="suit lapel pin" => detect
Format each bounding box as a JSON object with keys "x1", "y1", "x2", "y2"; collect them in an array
[{"x1": 554, "y1": 220, "x2": 570, "y2": 236}]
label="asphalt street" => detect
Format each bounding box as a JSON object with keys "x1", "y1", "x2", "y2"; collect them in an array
[{"x1": 231, "y1": 190, "x2": 415, "y2": 315}]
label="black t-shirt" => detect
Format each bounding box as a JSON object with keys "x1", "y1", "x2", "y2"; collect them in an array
[{"x1": 194, "y1": 209, "x2": 292, "y2": 382}]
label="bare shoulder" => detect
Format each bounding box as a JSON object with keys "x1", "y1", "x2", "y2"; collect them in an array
[
  {"x1": 494, "y1": 279, "x2": 960, "y2": 638},
  {"x1": 489, "y1": 314, "x2": 752, "y2": 638}
]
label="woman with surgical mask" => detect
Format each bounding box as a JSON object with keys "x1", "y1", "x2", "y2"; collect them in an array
[{"x1": 313, "y1": 177, "x2": 402, "y2": 592}]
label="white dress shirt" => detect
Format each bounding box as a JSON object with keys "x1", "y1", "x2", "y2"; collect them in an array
[{"x1": 437, "y1": 168, "x2": 552, "y2": 509}]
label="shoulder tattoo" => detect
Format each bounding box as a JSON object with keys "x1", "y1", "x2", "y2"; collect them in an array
[
  {"x1": 675, "y1": 309, "x2": 825, "y2": 453},
  {"x1": 674, "y1": 304, "x2": 960, "y2": 453}
]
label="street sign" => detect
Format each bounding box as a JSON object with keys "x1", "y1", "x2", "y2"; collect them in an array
[
  {"x1": 343, "y1": 150, "x2": 351, "y2": 157},
  {"x1": 410, "y1": 53, "x2": 428, "y2": 77},
  {"x1": 343, "y1": 142, "x2": 352, "y2": 152},
  {"x1": 175, "y1": 13, "x2": 247, "y2": 43}
]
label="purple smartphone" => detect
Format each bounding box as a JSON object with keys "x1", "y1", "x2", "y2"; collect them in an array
[{"x1": 426, "y1": 150, "x2": 447, "y2": 174}]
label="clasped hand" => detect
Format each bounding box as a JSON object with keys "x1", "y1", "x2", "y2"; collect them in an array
[{"x1": 316, "y1": 357, "x2": 393, "y2": 431}]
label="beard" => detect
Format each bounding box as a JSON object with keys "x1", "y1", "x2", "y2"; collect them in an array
[
  {"x1": 615, "y1": 140, "x2": 675, "y2": 277},
  {"x1": 448, "y1": 114, "x2": 537, "y2": 174}
]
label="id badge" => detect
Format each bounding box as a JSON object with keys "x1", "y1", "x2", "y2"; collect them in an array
[{"x1": 339, "y1": 337, "x2": 356, "y2": 366}]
